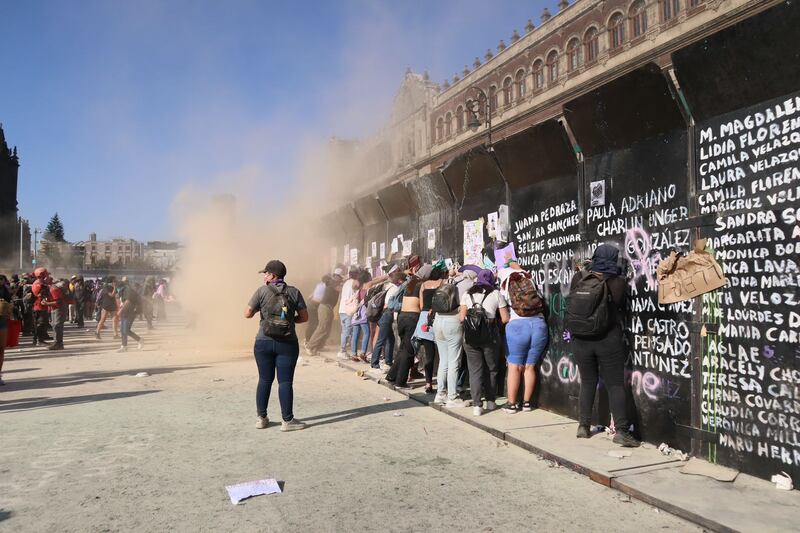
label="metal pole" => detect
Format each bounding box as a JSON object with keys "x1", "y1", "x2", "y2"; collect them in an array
[
  {"x1": 33, "y1": 228, "x2": 39, "y2": 267},
  {"x1": 19, "y1": 218, "x2": 23, "y2": 270}
]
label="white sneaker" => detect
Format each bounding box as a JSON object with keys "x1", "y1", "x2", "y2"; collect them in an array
[
  {"x1": 255, "y1": 416, "x2": 269, "y2": 429},
  {"x1": 337, "y1": 351, "x2": 349, "y2": 359},
  {"x1": 485, "y1": 401, "x2": 497, "y2": 411},
  {"x1": 116, "y1": 346, "x2": 127, "y2": 353},
  {"x1": 433, "y1": 392, "x2": 447, "y2": 405},
  {"x1": 281, "y1": 418, "x2": 307, "y2": 432},
  {"x1": 0, "y1": 376, "x2": 5, "y2": 386},
  {"x1": 473, "y1": 406, "x2": 483, "y2": 416},
  {"x1": 137, "y1": 340, "x2": 144, "y2": 351},
  {"x1": 446, "y1": 398, "x2": 466, "y2": 408}
]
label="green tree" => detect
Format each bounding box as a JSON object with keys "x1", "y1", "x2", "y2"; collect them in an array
[{"x1": 45, "y1": 213, "x2": 65, "y2": 242}]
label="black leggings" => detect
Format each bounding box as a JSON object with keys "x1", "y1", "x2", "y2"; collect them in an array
[
  {"x1": 386, "y1": 312, "x2": 419, "y2": 387},
  {"x1": 571, "y1": 327, "x2": 629, "y2": 429},
  {"x1": 420, "y1": 339, "x2": 437, "y2": 384}
]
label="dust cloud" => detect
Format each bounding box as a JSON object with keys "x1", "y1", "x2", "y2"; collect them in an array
[
  {"x1": 170, "y1": 179, "x2": 333, "y2": 350},
  {"x1": 166, "y1": 3, "x2": 465, "y2": 350}
]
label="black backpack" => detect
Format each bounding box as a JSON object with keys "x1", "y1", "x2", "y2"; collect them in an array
[
  {"x1": 431, "y1": 283, "x2": 459, "y2": 313},
  {"x1": 565, "y1": 271, "x2": 610, "y2": 337},
  {"x1": 366, "y1": 288, "x2": 389, "y2": 323},
  {"x1": 463, "y1": 293, "x2": 492, "y2": 346},
  {"x1": 263, "y1": 284, "x2": 296, "y2": 339}
]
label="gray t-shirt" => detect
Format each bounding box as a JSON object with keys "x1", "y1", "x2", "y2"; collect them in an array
[{"x1": 248, "y1": 283, "x2": 307, "y2": 341}]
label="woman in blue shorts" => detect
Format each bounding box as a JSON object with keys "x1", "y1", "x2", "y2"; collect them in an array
[{"x1": 500, "y1": 266, "x2": 549, "y2": 413}]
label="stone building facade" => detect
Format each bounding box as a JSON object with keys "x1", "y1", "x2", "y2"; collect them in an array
[
  {"x1": 322, "y1": 0, "x2": 800, "y2": 485},
  {"x1": 0, "y1": 124, "x2": 22, "y2": 269}
]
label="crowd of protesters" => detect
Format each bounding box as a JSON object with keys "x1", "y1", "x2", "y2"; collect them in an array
[
  {"x1": 287, "y1": 245, "x2": 639, "y2": 447},
  {"x1": 0, "y1": 269, "x2": 172, "y2": 385}
]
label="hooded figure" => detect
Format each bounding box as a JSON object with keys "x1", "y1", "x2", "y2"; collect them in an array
[
  {"x1": 590, "y1": 243, "x2": 621, "y2": 277},
  {"x1": 476, "y1": 269, "x2": 496, "y2": 289}
]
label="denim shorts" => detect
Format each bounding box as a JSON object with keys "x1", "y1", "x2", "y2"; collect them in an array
[{"x1": 505, "y1": 316, "x2": 548, "y2": 366}]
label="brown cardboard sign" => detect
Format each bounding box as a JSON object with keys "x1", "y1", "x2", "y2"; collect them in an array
[{"x1": 657, "y1": 239, "x2": 726, "y2": 304}]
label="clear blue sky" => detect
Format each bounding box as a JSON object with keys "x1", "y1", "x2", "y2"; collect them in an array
[{"x1": 1, "y1": 0, "x2": 560, "y2": 242}]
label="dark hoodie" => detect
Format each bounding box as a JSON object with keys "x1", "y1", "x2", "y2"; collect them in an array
[{"x1": 570, "y1": 244, "x2": 627, "y2": 332}]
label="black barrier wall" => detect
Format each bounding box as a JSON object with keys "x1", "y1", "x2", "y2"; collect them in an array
[{"x1": 321, "y1": 1, "x2": 799, "y2": 486}]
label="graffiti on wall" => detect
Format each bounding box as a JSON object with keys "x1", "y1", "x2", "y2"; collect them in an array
[{"x1": 698, "y1": 93, "x2": 800, "y2": 476}]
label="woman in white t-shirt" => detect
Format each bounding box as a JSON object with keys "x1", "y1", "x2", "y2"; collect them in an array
[{"x1": 458, "y1": 269, "x2": 510, "y2": 416}]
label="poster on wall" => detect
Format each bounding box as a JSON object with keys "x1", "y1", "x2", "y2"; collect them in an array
[
  {"x1": 463, "y1": 218, "x2": 484, "y2": 266},
  {"x1": 494, "y1": 242, "x2": 517, "y2": 268},
  {"x1": 343, "y1": 245, "x2": 350, "y2": 265},
  {"x1": 380, "y1": 242, "x2": 386, "y2": 259},
  {"x1": 487, "y1": 212, "x2": 498, "y2": 239},
  {"x1": 590, "y1": 180, "x2": 606, "y2": 207},
  {"x1": 427, "y1": 229, "x2": 436, "y2": 250},
  {"x1": 497, "y1": 204, "x2": 510, "y2": 241},
  {"x1": 402, "y1": 240, "x2": 412, "y2": 257},
  {"x1": 349, "y1": 248, "x2": 358, "y2": 266},
  {"x1": 371, "y1": 241, "x2": 377, "y2": 257},
  {"x1": 390, "y1": 238, "x2": 399, "y2": 255}
]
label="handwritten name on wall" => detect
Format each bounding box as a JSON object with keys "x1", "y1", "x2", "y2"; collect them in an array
[
  {"x1": 699, "y1": 92, "x2": 800, "y2": 472},
  {"x1": 586, "y1": 183, "x2": 694, "y2": 386}
]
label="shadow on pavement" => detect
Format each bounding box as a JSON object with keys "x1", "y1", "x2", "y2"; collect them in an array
[
  {"x1": 1, "y1": 367, "x2": 41, "y2": 373},
  {"x1": 0, "y1": 390, "x2": 160, "y2": 413},
  {"x1": 1, "y1": 365, "x2": 210, "y2": 393},
  {"x1": 302, "y1": 399, "x2": 422, "y2": 428}
]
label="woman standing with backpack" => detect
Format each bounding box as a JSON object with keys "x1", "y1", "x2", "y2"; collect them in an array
[
  {"x1": 245, "y1": 260, "x2": 309, "y2": 432},
  {"x1": 416, "y1": 265, "x2": 447, "y2": 394},
  {"x1": 459, "y1": 270, "x2": 509, "y2": 415},
  {"x1": 499, "y1": 262, "x2": 548, "y2": 414},
  {"x1": 567, "y1": 244, "x2": 639, "y2": 447}
]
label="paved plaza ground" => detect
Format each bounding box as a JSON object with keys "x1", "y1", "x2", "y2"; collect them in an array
[{"x1": 1, "y1": 321, "x2": 698, "y2": 532}]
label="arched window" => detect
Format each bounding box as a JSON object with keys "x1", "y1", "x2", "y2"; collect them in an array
[
  {"x1": 515, "y1": 69, "x2": 526, "y2": 99},
  {"x1": 584, "y1": 27, "x2": 599, "y2": 63},
  {"x1": 532, "y1": 59, "x2": 544, "y2": 90},
  {"x1": 489, "y1": 86, "x2": 498, "y2": 114},
  {"x1": 608, "y1": 12, "x2": 625, "y2": 49},
  {"x1": 503, "y1": 77, "x2": 513, "y2": 106},
  {"x1": 546, "y1": 50, "x2": 559, "y2": 84},
  {"x1": 567, "y1": 38, "x2": 582, "y2": 72},
  {"x1": 477, "y1": 92, "x2": 487, "y2": 118},
  {"x1": 456, "y1": 105, "x2": 464, "y2": 132},
  {"x1": 630, "y1": 0, "x2": 647, "y2": 38},
  {"x1": 445, "y1": 112, "x2": 452, "y2": 137},
  {"x1": 661, "y1": 0, "x2": 680, "y2": 21},
  {"x1": 436, "y1": 117, "x2": 444, "y2": 141}
]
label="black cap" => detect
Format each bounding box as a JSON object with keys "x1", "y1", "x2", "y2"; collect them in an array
[{"x1": 259, "y1": 260, "x2": 287, "y2": 278}]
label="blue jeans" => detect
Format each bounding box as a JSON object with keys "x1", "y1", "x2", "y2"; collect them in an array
[
  {"x1": 254, "y1": 337, "x2": 299, "y2": 421},
  {"x1": 370, "y1": 311, "x2": 395, "y2": 368},
  {"x1": 339, "y1": 313, "x2": 352, "y2": 352},
  {"x1": 120, "y1": 317, "x2": 140, "y2": 347},
  {"x1": 433, "y1": 314, "x2": 463, "y2": 400},
  {"x1": 351, "y1": 322, "x2": 369, "y2": 354},
  {"x1": 505, "y1": 317, "x2": 549, "y2": 365}
]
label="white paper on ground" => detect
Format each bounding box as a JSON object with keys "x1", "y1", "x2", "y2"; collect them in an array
[{"x1": 225, "y1": 478, "x2": 282, "y2": 504}]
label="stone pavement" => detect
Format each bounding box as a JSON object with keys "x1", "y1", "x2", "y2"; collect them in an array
[
  {"x1": 0, "y1": 321, "x2": 699, "y2": 532},
  {"x1": 320, "y1": 350, "x2": 800, "y2": 533}
]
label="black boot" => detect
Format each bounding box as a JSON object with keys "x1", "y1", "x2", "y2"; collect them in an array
[{"x1": 576, "y1": 425, "x2": 591, "y2": 439}]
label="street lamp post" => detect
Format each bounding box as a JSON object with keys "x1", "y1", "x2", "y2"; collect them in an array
[
  {"x1": 33, "y1": 227, "x2": 40, "y2": 267},
  {"x1": 18, "y1": 218, "x2": 23, "y2": 270},
  {"x1": 466, "y1": 86, "x2": 494, "y2": 149}
]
